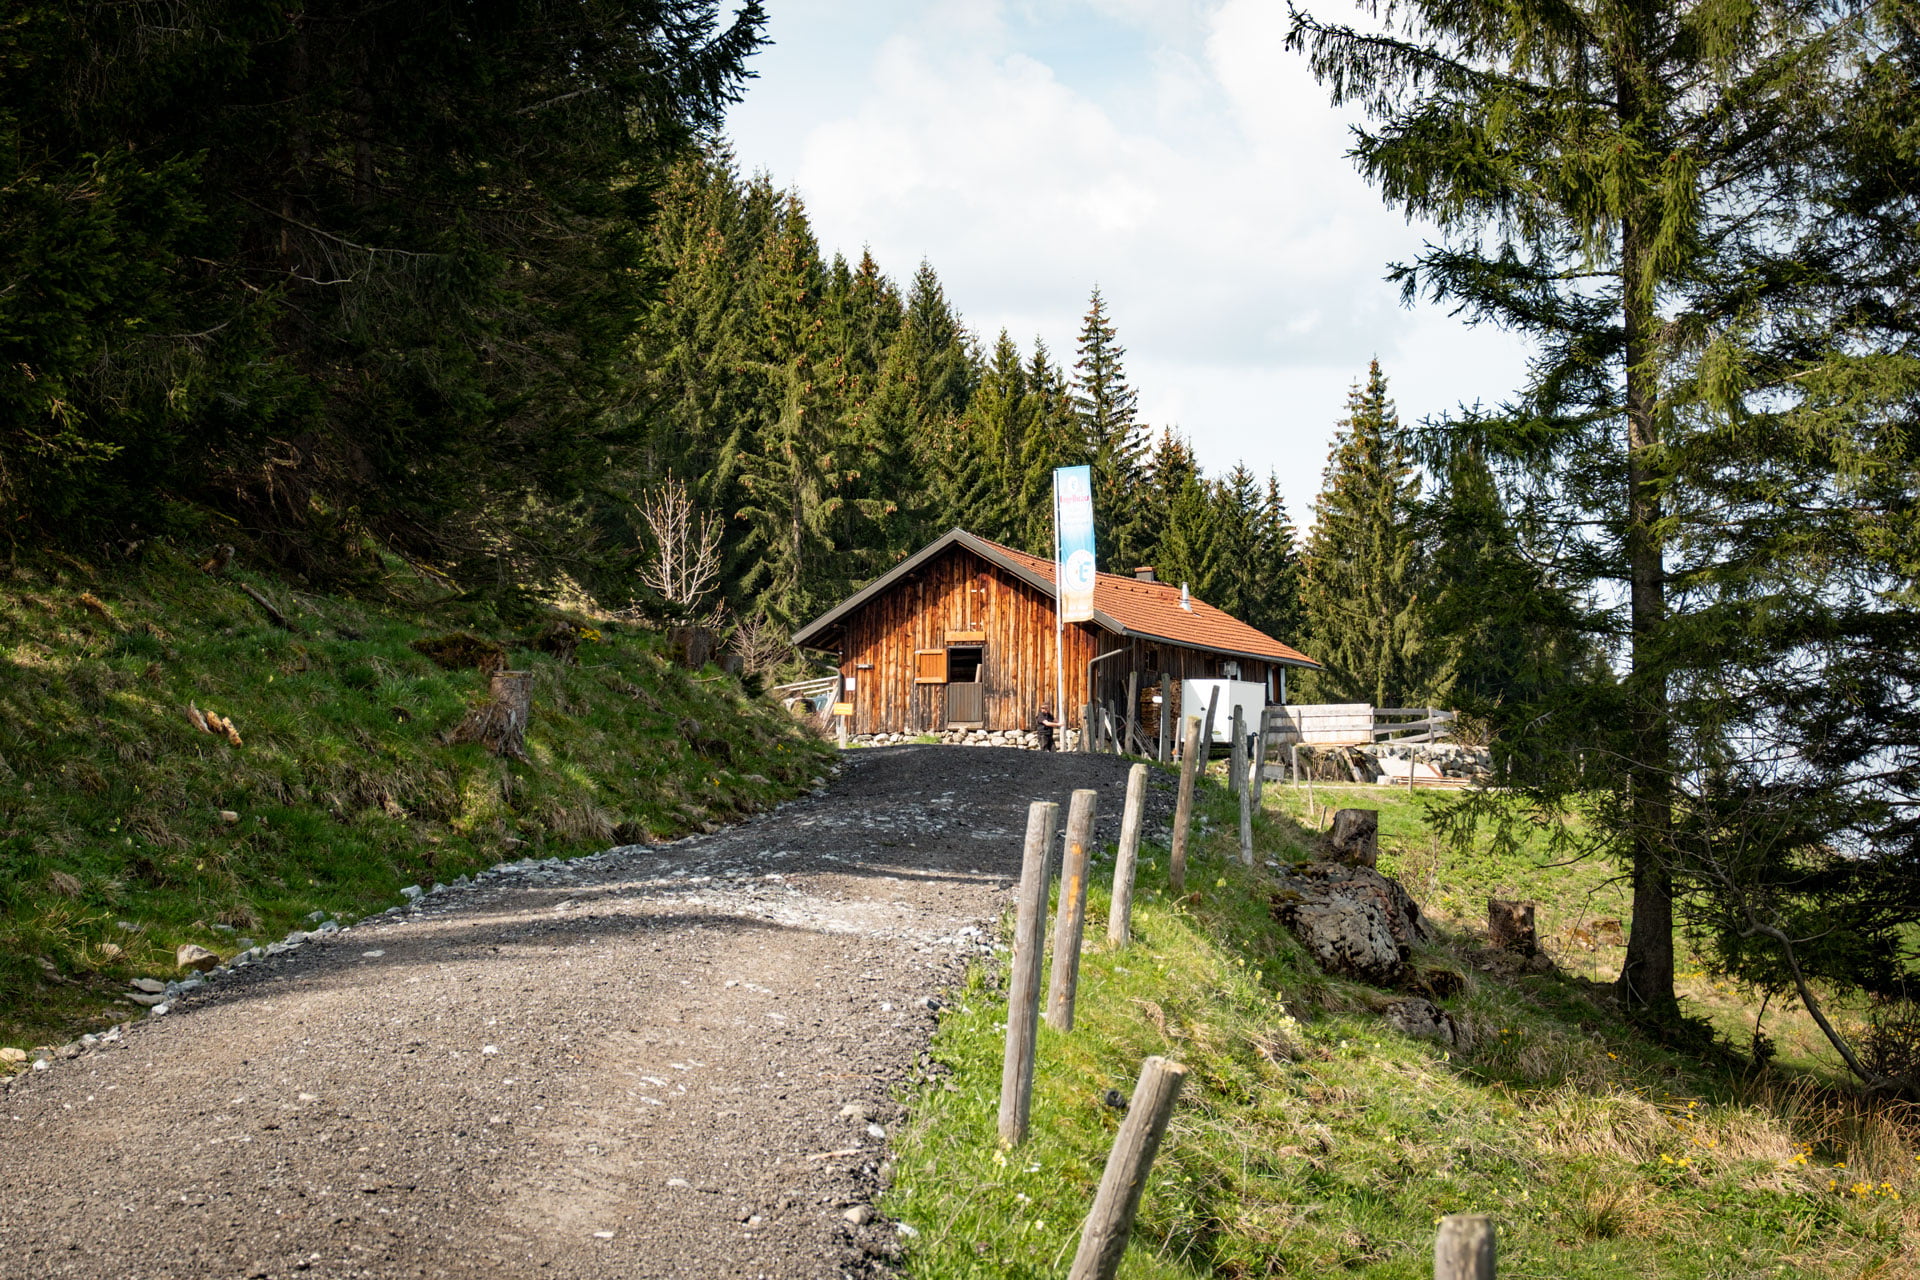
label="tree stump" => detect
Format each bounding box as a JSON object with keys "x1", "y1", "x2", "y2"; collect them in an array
[
  {"x1": 1487, "y1": 898, "x2": 1538, "y2": 954},
  {"x1": 1325, "y1": 808, "x2": 1378, "y2": 868},
  {"x1": 667, "y1": 625, "x2": 716, "y2": 671},
  {"x1": 448, "y1": 670, "x2": 533, "y2": 761}
]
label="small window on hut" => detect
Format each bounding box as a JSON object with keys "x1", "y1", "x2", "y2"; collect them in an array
[{"x1": 914, "y1": 649, "x2": 948, "y2": 684}]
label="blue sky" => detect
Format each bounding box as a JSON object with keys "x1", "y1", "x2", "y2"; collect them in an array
[{"x1": 723, "y1": 0, "x2": 1535, "y2": 525}]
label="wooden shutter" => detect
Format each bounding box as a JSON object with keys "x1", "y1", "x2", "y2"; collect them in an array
[{"x1": 914, "y1": 649, "x2": 948, "y2": 684}]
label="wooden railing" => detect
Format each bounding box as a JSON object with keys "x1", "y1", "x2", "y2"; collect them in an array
[{"x1": 1371, "y1": 707, "x2": 1457, "y2": 743}]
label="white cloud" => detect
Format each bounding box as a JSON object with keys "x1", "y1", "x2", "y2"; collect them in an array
[{"x1": 725, "y1": 0, "x2": 1532, "y2": 521}]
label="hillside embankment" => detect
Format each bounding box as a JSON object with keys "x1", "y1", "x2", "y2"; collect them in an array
[
  {"x1": 885, "y1": 777, "x2": 1919, "y2": 1280},
  {"x1": 0, "y1": 545, "x2": 833, "y2": 1047}
]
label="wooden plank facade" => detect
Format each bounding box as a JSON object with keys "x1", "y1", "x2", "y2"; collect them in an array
[{"x1": 800, "y1": 532, "x2": 1316, "y2": 739}]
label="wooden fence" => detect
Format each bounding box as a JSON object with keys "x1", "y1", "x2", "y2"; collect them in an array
[
  {"x1": 993, "y1": 746, "x2": 1496, "y2": 1280},
  {"x1": 1073, "y1": 700, "x2": 1458, "y2": 761}
]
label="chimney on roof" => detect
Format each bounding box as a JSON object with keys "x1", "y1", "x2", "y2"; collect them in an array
[
  {"x1": 1179, "y1": 583, "x2": 1192, "y2": 611},
  {"x1": 1134, "y1": 566, "x2": 1156, "y2": 582}
]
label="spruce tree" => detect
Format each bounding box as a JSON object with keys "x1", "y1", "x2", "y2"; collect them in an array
[
  {"x1": 1291, "y1": 0, "x2": 1920, "y2": 1027},
  {"x1": 1011, "y1": 340, "x2": 1084, "y2": 556},
  {"x1": 1209, "y1": 463, "x2": 1264, "y2": 621},
  {"x1": 1156, "y1": 472, "x2": 1224, "y2": 605},
  {"x1": 903, "y1": 261, "x2": 979, "y2": 419},
  {"x1": 1298, "y1": 361, "x2": 1433, "y2": 709},
  {"x1": 1070, "y1": 288, "x2": 1150, "y2": 570},
  {"x1": 1249, "y1": 474, "x2": 1306, "y2": 648},
  {"x1": 732, "y1": 194, "x2": 864, "y2": 625},
  {"x1": 818, "y1": 248, "x2": 905, "y2": 572},
  {"x1": 957, "y1": 331, "x2": 1037, "y2": 544},
  {"x1": 1134, "y1": 429, "x2": 1199, "y2": 576}
]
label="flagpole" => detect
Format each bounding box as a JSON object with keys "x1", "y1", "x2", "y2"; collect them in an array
[{"x1": 1053, "y1": 469, "x2": 1066, "y2": 742}]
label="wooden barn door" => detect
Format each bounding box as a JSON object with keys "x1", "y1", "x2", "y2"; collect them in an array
[{"x1": 946, "y1": 645, "x2": 986, "y2": 728}]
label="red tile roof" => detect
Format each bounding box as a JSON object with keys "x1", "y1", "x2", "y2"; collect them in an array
[{"x1": 970, "y1": 535, "x2": 1319, "y2": 667}]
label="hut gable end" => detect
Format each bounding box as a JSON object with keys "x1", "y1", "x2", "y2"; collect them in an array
[{"x1": 793, "y1": 528, "x2": 1318, "y2": 739}]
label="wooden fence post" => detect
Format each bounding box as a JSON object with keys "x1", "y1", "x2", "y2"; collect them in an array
[
  {"x1": 1169, "y1": 716, "x2": 1202, "y2": 896},
  {"x1": 1047, "y1": 788, "x2": 1099, "y2": 1032},
  {"x1": 1157, "y1": 675, "x2": 1172, "y2": 764},
  {"x1": 999, "y1": 800, "x2": 1061, "y2": 1146},
  {"x1": 1066, "y1": 1056, "x2": 1188, "y2": 1280},
  {"x1": 1229, "y1": 703, "x2": 1245, "y2": 797},
  {"x1": 1125, "y1": 672, "x2": 1139, "y2": 758},
  {"x1": 1109, "y1": 763, "x2": 1148, "y2": 948},
  {"x1": 1082, "y1": 703, "x2": 1095, "y2": 754},
  {"x1": 1252, "y1": 711, "x2": 1269, "y2": 806},
  {"x1": 1433, "y1": 1214, "x2": 1496, "y2": 1280},
  {"x1": 1238, "y1": 761, "x2": 1254, "y2": 866}
]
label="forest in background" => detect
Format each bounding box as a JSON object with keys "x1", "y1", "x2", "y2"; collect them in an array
[{"x1": 3, "y1": 0, "x2": 1919, "y2": 1084}]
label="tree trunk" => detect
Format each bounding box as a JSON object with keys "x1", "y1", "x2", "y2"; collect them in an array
[{"x1": 1613, "y1": 70, "x2": 1679, "y2": 1021}]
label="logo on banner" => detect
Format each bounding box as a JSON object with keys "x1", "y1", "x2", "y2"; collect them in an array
[{"x1": 1054, "y1": 465, "x2": 1096, "y2": 622}]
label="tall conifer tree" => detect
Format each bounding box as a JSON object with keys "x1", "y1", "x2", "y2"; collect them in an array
[
  {"x1": 1291, "y1": 0, "x2": 1920, "y2": 1027},
  {"x1": 1299, "y1": 361, "x2": 1435, "y2": 708},
  {"x1": 1209, "y1": 464, "x2": 1265, "y2": 621},
  {"x1": 1250, "y1": 475, "x2": 1307, "y2": 649},
  {"x1": 1070, "y1": 288, "x2": 1150, "y2": 569},
  {"x1": 1011, "y1": 341, "x2": 1083, "y2": 556},
  {"x1": 732, "y1": 195, "x2": 863, "y2": 624}
]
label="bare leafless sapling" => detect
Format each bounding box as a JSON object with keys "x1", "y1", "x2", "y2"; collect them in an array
[{"x1": 634, "y1": 475, "x2": 723, "y2": 623}]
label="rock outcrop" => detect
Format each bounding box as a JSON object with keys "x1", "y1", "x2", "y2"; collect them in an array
[{"x1": 1270, "y1": 861, "x2": 1427, "y2": 985}]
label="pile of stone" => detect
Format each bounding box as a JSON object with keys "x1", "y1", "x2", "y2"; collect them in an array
[{"x1": 848, "y1": 728, "x2": 1081, "y2": 751}]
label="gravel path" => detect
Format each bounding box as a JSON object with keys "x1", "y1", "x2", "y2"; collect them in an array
[{"x1": 1, "y1": 747, "x2": 1172, "y2": 1279}]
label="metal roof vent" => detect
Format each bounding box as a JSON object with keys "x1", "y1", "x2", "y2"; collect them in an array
[{"x1": 1179, "y1": 583, "x2": 1192, "y2": 611}]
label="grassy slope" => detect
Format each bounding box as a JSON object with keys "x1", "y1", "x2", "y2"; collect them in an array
[
  {"x1": 887, "y1": 773, "x2": 1917, "y2": 1279},
  {"x1": 0, "y1": 546, "x2": 834, "y2": 1047}
]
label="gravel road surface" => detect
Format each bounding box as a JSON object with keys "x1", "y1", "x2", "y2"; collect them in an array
[{"x1": 1, "y1": 747, "x2": 1171, "y2": 1279}]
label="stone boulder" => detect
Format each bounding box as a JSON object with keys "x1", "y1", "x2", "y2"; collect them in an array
[
  {"x1": 176, "y1": 943, "x2": 220, "y2": 973},
  {"x1": 1270, "y1": 862, "x2": 1427, "y2": 985}
]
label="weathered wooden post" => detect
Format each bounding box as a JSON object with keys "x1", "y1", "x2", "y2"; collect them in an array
[
  {"x1": 1082, "y1": 702, "x2": 1095, "y2": 754},
  {"x1": 1252, "y1": 709, "x2": 1270, "y2": 806},
  {"x1": 1169, "y1": 716, "x2": 1202, "y2": 896},
  {"x1": 1229, "y1": 703, "x2": 1245, "y2": 797},
  {"x1": 1067, "y1": 1056, "x2": 1188, "y2": 1280},
  {"x1": 1047, "y1": 788, "x2": 1099, "y2": 1032},
  {"x1": 1238, "y1": 761, "x2": 1254, "y2": 866},
  {"x1": 1125, "y1": 671, "x2": 1139, "y2": 757},
  {"x1": 1157, "y1": 674, "x2": 1172, "y2": 764},
  {"x1": 1109, "y1": 763, "x2": 1148, "y2": 948},
  {"x1": 1433, "y1": 1214, "x2": 1496, "y2": 1280},
  {"x1": 999, "y1": 800, "x2": 1060, "y2": 1146}
]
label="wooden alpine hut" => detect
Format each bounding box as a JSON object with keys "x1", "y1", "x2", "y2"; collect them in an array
[{"x1": 790, "y1": 528, "x2": 1319, "y2": 742}]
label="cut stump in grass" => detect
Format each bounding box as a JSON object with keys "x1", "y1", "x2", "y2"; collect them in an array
[
  {"x1": 1325, "y1": 807, "x2": 1378, "y2": 868},
  {"x1": 447, "y1": 670, "x2": 533, "y2": 761}
]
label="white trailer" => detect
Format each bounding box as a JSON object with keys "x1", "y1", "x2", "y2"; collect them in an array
[{"x1": 1180, "y1": 678, "x2": 1267, "y2": 745}]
